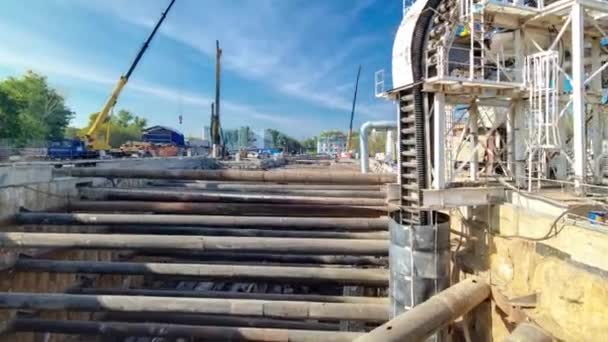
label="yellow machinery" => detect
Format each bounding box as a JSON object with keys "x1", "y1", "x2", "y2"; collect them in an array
[{"x1": 83, "y1": 0, "x2": 176, "y2": 152}]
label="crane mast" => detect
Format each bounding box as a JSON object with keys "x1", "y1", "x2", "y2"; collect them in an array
[{"x1": 84, "y1": 0, "x2": 176, "y2": 151}]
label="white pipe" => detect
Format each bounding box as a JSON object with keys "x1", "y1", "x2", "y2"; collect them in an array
[{"x1": 360, "y1": 121, "x2": 398, "y2": 173}]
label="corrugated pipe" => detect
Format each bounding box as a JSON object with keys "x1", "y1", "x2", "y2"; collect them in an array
[{"x1": 360, "y1": 121, "x2": 398, "y2": 173}]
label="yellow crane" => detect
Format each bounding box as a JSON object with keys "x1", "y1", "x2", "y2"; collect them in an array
[{"x1": 83, "y1": 0, "x2": 176, "y2": 152}]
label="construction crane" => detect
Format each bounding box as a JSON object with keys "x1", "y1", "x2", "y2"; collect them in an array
[
  {"x1": 84, "y1": 0, "x2": 176, "y2": 152},
  {"x1": 345, "y1": 65, "x2": 362, "y2": 154},
  {"x1": 210, "y1": 40, "x2": 222, "y2": 157}
]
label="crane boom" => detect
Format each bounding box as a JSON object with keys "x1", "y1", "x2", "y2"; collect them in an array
[
  {"x1": 346, "y1": 65, "x2": 362, "y2": 152},
  {"x1": 85, "y1": 0, "x2": 176, "y2": 150}
]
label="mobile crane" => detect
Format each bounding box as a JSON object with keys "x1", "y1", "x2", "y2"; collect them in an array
[{"x1": 48, "y1": 0, "x2": 176, "y2": 159}]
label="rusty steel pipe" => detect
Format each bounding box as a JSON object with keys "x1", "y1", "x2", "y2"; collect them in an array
[
  {"x1": 12, "y1": 319, "x2": 362, "y2": 342},
  {"x1": 68, "y1": 200, "x2": 387, "y2": 217},
  {"x1": 151, "y1": 184, "x2": 386, "y2": 198},
  {"x1": 0, "y1": 232, "x2": 388, "y2": 255},
  {"x1": 16, "y1": 212, "x2": 389, "y2": 230},
  {"x1": 104, "y1": 226, "x2": 389, "y2": 240},
  {"x1": 135, "y1": 251, "x2": 388, "y2": 266},
  {"x1": 80, "y1": 187, "x2": 386, "y2": 206},
  {"x1": 101, "y1": 312, "x2": 341, "y2": 331},
  {"x1": 152, "y1": 181, "x2": 384, "y2": 191},
  {"x1": 62, "y1": 168, "x2": 397, "y2": 184},
  {"x1": 14, "y1": 259, "x2": 389, "y2": 286},
  {"x1": 68, "y1": 288, "x2": 389, "y2": 304},
  {"x1": 354, "y1": 278, "x2": 490, "y2": 342},
  {"x1": 0, "y1": 292, "x2": 389, "y2": 321}
]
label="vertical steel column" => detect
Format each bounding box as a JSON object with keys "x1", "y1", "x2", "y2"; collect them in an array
[
  {"x1": 571, "y1": 2, "x2": 586, "y2": 193},
  {"x1": 388, "y1": 214, "x2": 450, "y2": 341},
  {"x1": 433, "y1": 93, "x2": 446, "y2": 189},
  {"x1": 469, "y1": 103, "x2": 479, "y2": 181},
  {"x1": 591, "y1": 39, "x2": 604, "y2": 183}
]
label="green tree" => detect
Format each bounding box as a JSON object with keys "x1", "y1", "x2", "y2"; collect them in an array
[
  {"x1": 0, "y1": 87, "x2": 20, "y2": 140},
  {"x1": 0, "y1": 71, "x2": 73, "y2": 144},
  {"x1": 79, "y1": 109, "x2": 148, "y2": 148},
  {"x1": 300, "y1": 137, "x2": 317, "y2": 152}
]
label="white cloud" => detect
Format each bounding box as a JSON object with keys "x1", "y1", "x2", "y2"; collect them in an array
[
  {"x1": 71, "y1": 0, "x2": 390, "y2": 119},
  {"x1": 0, "y1": 20, "x2": 298, "y2": 129}
]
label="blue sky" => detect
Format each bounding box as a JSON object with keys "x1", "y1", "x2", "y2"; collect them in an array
[{"x1": 0, "y1": 0, "x2": 401, "y2": 139}]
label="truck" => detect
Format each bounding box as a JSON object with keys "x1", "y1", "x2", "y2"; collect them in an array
[{"x1": 47, "y1": 139, "x2": 99, "y2": 160}]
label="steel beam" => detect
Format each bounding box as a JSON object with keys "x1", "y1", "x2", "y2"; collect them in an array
[
  {"x1": 101, "y1": 312, "x2": 341, "y2": 331},
  {"x1": 67, "y1": 288, "x2": 389, "y2": 304},
  {"x1": 152, "y1": 181, "x2": 384, "y2": 191},
  {"x1": 135, "y1": 251, "x2": 388, "y2": 266},
  {"x1": 68, "y1": 200, "x2": 387, "y2": 218},
  {"x1": 433, "y1": 92, "x2": 446, "y2": 189},
  {"x1": 421, "y1": 186, "x2": 505, "y2": 209},
  {"x1": 143, "y1": 183, "x2": 386, "y2": 197},
  {"x1": 0, "y1": 232, "x2": 388, "y2": 255},
  {"x1": 354, "y1": 278, "x2": 490, "y2": 342},
  {"x1": 101, "y1": 226, "x2": 389, "y2": 240},
  {"x1": 0, "y1": 293, "x2": 389, "y2": 321},
  {"x1": 13, "y1": 259, "x2": 389, "y2": 286},
  {"x1": 16, "y1": 212, "x2": 389, "y2": 230},
  {"x1": 61, "y1": 168, "x2": 397, "y2": 184},
  {"x1": 79, "y1": 187, "x2": 386, "y2": 206},
  {"x1": 571, "y1": 2, "x2": 586, "y2": 193},
  {"x1": 11, "y1": 319, "x2": 362, "y2": 342}
]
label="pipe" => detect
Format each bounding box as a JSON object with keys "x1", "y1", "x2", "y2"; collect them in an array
[
  {"x1": 12, "y1": 319, "x2": 362, "y2": 342},
  {"x1": 14, "y1": 259, "x2": 389, "y2": 286},
  {"x1": 16, "y1": 212, "x2": 389, "y2": 230},
  {"x1": 79, "y1": 187, "x2": 386, "y2": 206},
  {"x1": 67, "y1": 288, "x2": 389, "y2": 304},
  {"x1": 0, "y1": 293, "x2": 389, "y2": 322},
  {"x1": 70, "y1": 226, "x2": 390, "y2": 240},
  {"x1": 136, "y1": 251, "x2": 388, "y2": 266},
  {"x1": 68, "y1": 200, "x2": 387, "y2": 218},
  {"x1": 101, "y1": 312, "x2": 341, "y2": 331},
  {"x1": 151, "y1": 181, "x2": 384, "y2": 191},
  {"x1": 0, "y1": 232, "x2": 388, "y2": 255},
  {"x1": 360, "y1": 121, "x2": 398, "y2": 173},
  {"x1": 353, "y1": 278, "x2": 490, "y2": 342},
  {"x1": 60, "y1": 168, "x2": 397, "y2": 184},
  {"x1": 150, "y1": 185, "x2": 386, "y2": 198}
]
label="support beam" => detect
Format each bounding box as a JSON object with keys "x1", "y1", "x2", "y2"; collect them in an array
[
  {"x1": 469, "y1": 103, "x2": 479, "y2": 181},
  {"x1": 68, "y1": 200, "x2": 387, "y2": 218},
  {"x1": 80, "y1": 187, "x2": 386, "y2": 206},
  {"x1": 101, "y1": 226, "x2": 389, "y2": 240},
  {"x1": 135, "y1": 251, "x2": 388, "y2": 266},
  {"x1": 67, "y1": 288, "x2": 389, "y2": 304},
  {"x1": 61, "y1": 168, "x2": 397, "y2": 185},
  {"x1": 16, "y1": 213, "x2": 389, "y2": 230},
  {"x1": 80, "y1": 225, "x2": 389, "y2": 240},
  {"x1": 0, "y1": 232, "x2": 388, "y2": 255},
  {"x1": 101, "y1": 312, "x2": 341, "y2": 331},
  {"x1": 13, "y1": 259, "x2": 389, "y2": 286},
  {"x1": 0, "y1": 293, "x2": 389, "y2": 321},
  {"x1": 421, "y1": 187, "x2": 505, "y2": 209},
  {"x1": 353, "y1": 278, "x2": 490, "y2": 342},
  {"x1": 433, "y1": 93, "x2": 446, "y2": 189},
  {"x1": 571, "y1": 2, "x2": 586, "y2": 193},
  {"x1": 11, "y1": 319, "x2": 362, "y2": 342},
  {"x1": 153, "y1": 181, "x2": 384, "y2": 191}
]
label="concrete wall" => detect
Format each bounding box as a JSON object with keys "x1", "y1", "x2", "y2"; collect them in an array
[{"x1": 451, "y1": 194, "x2": 608, "y2": 341}]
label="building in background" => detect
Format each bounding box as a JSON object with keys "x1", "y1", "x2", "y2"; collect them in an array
[
  {"x1": 317, "y1": 131, "x2": 346, "y2": 155},
  {"x1": 142, "y1": 126, "x2": 185, "y2": 147}
]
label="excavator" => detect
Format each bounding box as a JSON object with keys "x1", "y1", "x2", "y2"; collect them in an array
[{"x1": 48, "y1": 0, "x2": 176, "y2": 159}]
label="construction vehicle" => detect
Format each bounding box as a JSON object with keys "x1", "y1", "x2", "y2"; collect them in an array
[
  {"x1": 48, "y1": 0, "x2": 176, "y2": 159},
  {"x1": 342, "y1": 65, "x2": 361, "y2": 159}
]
